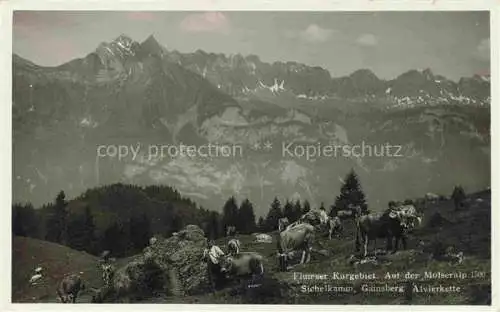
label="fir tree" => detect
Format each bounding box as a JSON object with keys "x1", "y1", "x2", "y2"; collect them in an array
[
  {"x1": 12, "y1": 203, "x2": 38, "y2": 237},
  {"x1": 238, "y1": 198, "x2": 257, "y2": 234},
  {"x1": 265, "y1": 197, "x2": 283, "y2": 231},
  {"x1": 45, "y1": 191, "x2": 68, "y2": 244},
  {"x1": 222, "y1": 196, "x2": 239, "y2": 232},
  {"x1": 302, "y1": 200, "x2": 311, "y2": 214},
  {"x1": 292, "y1": 200, "x2": 303, "y2": 222},
  {"x1": 283, "y1": 200, "x2": 294, "y2": 222},
  {"x1": 257, "y1": 216, "x2": 265, "y2": 231},
  {"x1": 207, "y1": 211, "x2": 221, "y2": 240},
  {"x1": 334, "y1": 169, "x2": 367, "y2": 214},
  {"x1": 82, "y1": 206, "x2": 96, "y2": 252}
]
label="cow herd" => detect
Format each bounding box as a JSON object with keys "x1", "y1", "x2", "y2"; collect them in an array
[
  {"x1": 210, "y1": 202, "x2": 423, "y2": 280},
  {"x1": 276, "y1": 203, "x2": 423, "y2": 270},
  {"x1": 45, "y1": 201, "x2": 424, "y2": 303}
]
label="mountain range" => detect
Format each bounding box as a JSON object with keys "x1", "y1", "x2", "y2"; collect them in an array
[{"x1": 12, "y1": 34, "x2": 491, "y2": 214}]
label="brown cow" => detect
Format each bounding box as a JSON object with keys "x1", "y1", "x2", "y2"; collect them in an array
[{"x1": 56, "y1": 274, "x2": 85, "y2": 303}]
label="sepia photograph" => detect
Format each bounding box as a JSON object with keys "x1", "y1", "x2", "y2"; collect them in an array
[{"x1": 9, "y1": 9, "x2": 491, "y2": 305}]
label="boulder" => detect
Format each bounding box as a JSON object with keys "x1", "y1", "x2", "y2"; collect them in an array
[
  {"x1": 143, "y1": 224, "x2": 211, "y2": 295},
  {"x1": 93, "y1": 224, "x2": 211, "y2": 302}
]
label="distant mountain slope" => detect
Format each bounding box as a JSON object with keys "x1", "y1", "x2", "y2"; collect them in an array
[
  {"x1": 12, "y1": 34, "x2": 490, "y2": 211},
  {"x1": 169, "y1": 49, "x2": 490, "y2": 107}
]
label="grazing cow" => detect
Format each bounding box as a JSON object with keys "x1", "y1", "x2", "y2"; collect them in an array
[
  {"x1": 286, "y1": 220, "x2": 303, "y2": 230},
  {"x1": 101, "y1": 250, "x2": 111, "y2": 262},
  {"x1": 91, "y1": 267, "x2": 134, "y2": 303},
  {"x1": 355, "y1": 210, "x2": 407, "y2": 258},
  {"x1": 452, "y1": 186, "x2": 466, "y2": 211},
  {"x1": 327, "y1": 216, "x2": 343, "y2": 239},
  {"x1": 278, "y1": 217, "x2": 290, "y2": 232},
  {"x1": 56, "y1": 274, "x2": 85, "y2": 303},
  {"x1": 390, "y1": 204, "x2": 422, "y2": 230},
  {"x1": 219, "y1": 252, "x2": 265, "y2": 284},
  {"x1": 277, "y1": 223, "x2": 315, "y2": 271},
  {"x1": 425, "y1": 192, "x2": 440, "y2": 201},
  {"x1": 149, "y1": 236, "x2": 158, "y2": 246},
  {"x1": 254, "y1": 233, "x2": 273, "y2": 243},
  {"x1": 101, "y1": 263, "x2": 115, "y2": 288},
  {"x1": 300, "y1": 209, "x2": 329, "y2": 227},
  {"x1": 336, "y1": 209, "x2": 355, "y2": 220},
  {"x1": 227, "y1": 238, "x2": 241, "y2": 256},
  {"x1": 29, "y1": 267, "x2": 43, "y2": 285},
  {"x1": 226, "y1": 225, "x2": 236, "y2": 237},
  {"x1": 29, "y1": 273, "x2": 43, "y2": 285},
  {"x1": 202, "y1": 240, "x2": 226, "y2": 291}
]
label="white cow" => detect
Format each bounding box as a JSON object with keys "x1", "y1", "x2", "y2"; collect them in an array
[
  {"x1": 149, "y1": 237, "x2": 158, "y2": 245},
  {"x1": 390, "y1": 204, "x2": 422, "y2": 230},
  {"x1": 227, "y1": 239, "x2": 241, "y2": 256},
  {"x1": 254, "y1": 233, "x2": 273, "y2": 243},
  {"x1": 29, "y1": 267, "x2": 43, "y2": 285},
  {"x1": 29, "y1": 274, "x2": 43, "y2": 285},
  {"x1": 277, "y1": 223, "x2": 315, "y2": 271}
]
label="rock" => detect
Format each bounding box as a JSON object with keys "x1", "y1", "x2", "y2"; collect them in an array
[
  {"x1": 94, "y1": 224, "x2": 211, "y2": 302},
  {"x1": 146, "y1": 224, "x2": 211, "y2": 295}
]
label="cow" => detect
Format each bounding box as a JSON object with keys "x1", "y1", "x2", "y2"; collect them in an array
[
  {"x1": 149, "y1": 236, "x2": 158, "y2": 246},
  {"x1": 100, "y1": 250, "x2": 111, "y2": 262},
  {"x1": 327, "y1": 216, "x2": 343, "y2": 239},
  {"x1": 91, "y1": 267, "x2": 134, "y2": 303},
  {"x1": 425, "y1": 192, "x2": 440, "y2": 201},
  {"x1": 29, "y1": 267, "x2": 43, "y2": 285},
  {"x1": 278, "y1": 217, "x2": 290, "y2": 232},
  {"x1": 300, "y1": 209, "x2": 329, "y2": 228},
  {"x1": 101, "y1": 263, "x2": 115, "y2": 288},
  {"x1": 336, "y1": 209, "x2": 356, "y2": 220},
  {"x1": 452, "y1": 186, "x2": 466, "y2": 211},
  {"x1": 254, "y1": 233, "x2": 273, "y2": 243},
  {"x1": 286, "y1": 220, "x2": 303, "y2": 230},
  {"x1": 219, "y1": 252, "x2": 265, "y2": 284},
  {"x1": 202, "y1": 240, "x2": 226, "y2": 291},
  {"x1": 277, "y1": 222, "x2": 315, "y2": 272},
  {"x1": 226, "y1": 225, "x2": 237, "y2": 237},
  {"x1": 227, "y1": 238, "x2": 241, "y2": 256},
  {"x1": 56, "y1": 274, "x2": 85, "y2": 303},
  {"x1": 390, "y1": 204, "x2": 422, "y2": 231},
  {"x1": 29, "y1": 273, "x2": 42, "y2": 285},
  {"x1": 355, "y1": 210, "x2": 407, "y2": 258}
]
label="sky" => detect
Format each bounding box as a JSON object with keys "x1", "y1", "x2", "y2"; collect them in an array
[{"x1": 13, "y1": 11, "x2": 490, "y2": 80}]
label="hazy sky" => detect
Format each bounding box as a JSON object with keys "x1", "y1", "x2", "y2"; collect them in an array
[{"x1": 13, "y1": 11, "x2": 490, "y2": 80}]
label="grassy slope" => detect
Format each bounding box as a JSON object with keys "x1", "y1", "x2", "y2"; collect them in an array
[
  {"x1": 12, "y1": 190, "x2": 491, "y2": 304},
  {"x1": 11, "y1": 236, "x2": 133, "y2": 303},
  {"x1": 181, "y1": 190, "x2": 492, "y2": 304}
]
